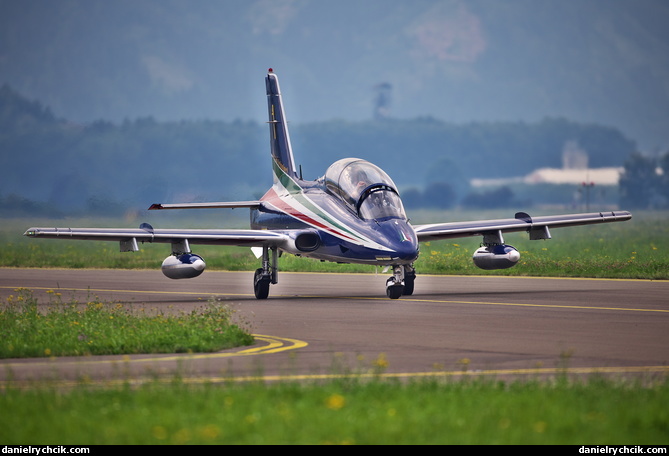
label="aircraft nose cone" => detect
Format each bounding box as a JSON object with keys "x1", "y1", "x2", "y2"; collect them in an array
[{"x1": 383, "y1": 220, "x2": 419, "y2": 262}]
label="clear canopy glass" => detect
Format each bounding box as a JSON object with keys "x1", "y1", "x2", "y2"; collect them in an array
[{"x1": 324, "y1": 158, "x2": 406, "y2": 220}]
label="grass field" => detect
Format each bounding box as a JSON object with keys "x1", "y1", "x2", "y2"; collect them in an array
[
  {"x1": 2, "y1": 210, "x2": 667, "y2": 445},
  {"x1": 1, "y1": 376, "x2": 668, "y2": 444},
  {"x1": 1, "y1": 288, "x2": 253, "y2": 359}
]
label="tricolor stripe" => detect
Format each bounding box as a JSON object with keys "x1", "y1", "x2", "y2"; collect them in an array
[{"x1": 266, "y1": 159, "x2": 392, "y2": 251}]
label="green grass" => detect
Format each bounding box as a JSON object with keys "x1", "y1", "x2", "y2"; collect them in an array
[
  {"x1": 1, "y1": 210, "x2": 667, "y2": 279},
  {"x1": 0, "y1": 288, "x2": 254, "y2": 358},
  {"x1": 2, "y1": 211, "x2": 668, "y2": 445},
  {"x1": 1, "y1": 377, "x2": 668, "y2": 444}
]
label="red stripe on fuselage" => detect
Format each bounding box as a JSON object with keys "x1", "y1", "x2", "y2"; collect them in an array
[{"x1": 261, "y1": 187, "x2": 358, "y2": 242}]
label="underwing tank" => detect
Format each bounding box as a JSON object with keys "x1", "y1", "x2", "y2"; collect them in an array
[
  {"x1": 161, "y1": 253, "x2": 206, "y2": 279},
  {"x1": 472, "y1": 244, "x2": 520, "y2": 270}
]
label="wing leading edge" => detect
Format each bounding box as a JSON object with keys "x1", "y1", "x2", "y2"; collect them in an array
[{"x1": 413, "y1": 210, "x2": 632, "y2": 242}]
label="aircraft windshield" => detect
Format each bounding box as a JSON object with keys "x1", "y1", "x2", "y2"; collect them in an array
[
  {"x1": 324, "y1": 158, "x2": 406, "y2": 220},
  {"x1": 358, "y1": 186, "x2": 405, "y2": 221}
]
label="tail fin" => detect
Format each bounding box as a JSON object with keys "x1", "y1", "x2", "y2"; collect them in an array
[{"x1": 265, "y1": 69, "x2": 299, "y2": 183}]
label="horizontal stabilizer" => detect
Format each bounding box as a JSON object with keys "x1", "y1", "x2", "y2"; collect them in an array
[{"x1": 148, "y1": 201, "x2": 261, "y2": 210}]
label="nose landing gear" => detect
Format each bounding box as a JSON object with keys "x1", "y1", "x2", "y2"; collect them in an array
[{"x1": 385, "y1": 264, "x2": 416, "y2": 299}]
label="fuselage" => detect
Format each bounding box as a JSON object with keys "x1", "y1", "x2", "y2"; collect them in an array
[{"x1": 251, "y1": 159, "x2": 419, "y2": 266}]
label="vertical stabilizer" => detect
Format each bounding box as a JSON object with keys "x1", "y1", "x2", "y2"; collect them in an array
[{"x1": 266, "y1": 69, "x2": 299, "y2": 182}]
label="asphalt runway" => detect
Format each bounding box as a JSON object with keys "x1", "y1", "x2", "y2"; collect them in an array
[{"x1": 1, "y1": 268, "x2": 668, "y2": 385}]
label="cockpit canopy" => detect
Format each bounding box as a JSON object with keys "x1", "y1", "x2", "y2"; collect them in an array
[{"x1": 324, "y1": 158, "x2": 407, "y2": 221}]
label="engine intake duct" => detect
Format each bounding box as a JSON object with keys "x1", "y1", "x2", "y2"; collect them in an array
[{"x1": 294, "y1": 231, "x2": 321, "y2": 252}]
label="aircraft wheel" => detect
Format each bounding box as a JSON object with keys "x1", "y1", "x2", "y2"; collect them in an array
[
  {"x1": 386, "y1": 277, "x2": 404, "y2": 299},
  {"x1": 254, "y1": 268, "x2": 271, "y2": 299}
]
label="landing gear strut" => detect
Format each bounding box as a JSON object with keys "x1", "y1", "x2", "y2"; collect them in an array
[
  {"x1": 403, "y1": 264, "x2": 416, "y2": 296},
  {"x1": 385, "y1": 264, "x2": 416, "y2": 299},
  {"x1": 254, "y1": 245, "x2": 277, "y2": 299}
]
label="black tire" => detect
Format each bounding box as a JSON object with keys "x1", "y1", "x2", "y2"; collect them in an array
[
  {"x1": 253, "y1": 268, "x2": 271, "y2": 299},
  {"x1": 386, "y1": 283, "x2": 404, "y2": 299}
]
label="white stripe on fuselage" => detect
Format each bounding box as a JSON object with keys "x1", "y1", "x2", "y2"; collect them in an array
[{"x1": 267, "y1": 180, "x2": 393, "y2": 252}]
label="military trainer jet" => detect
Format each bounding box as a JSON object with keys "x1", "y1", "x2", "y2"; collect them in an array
[{"x1": 25, "y1": 69, "x2": 632, "y2": 299}]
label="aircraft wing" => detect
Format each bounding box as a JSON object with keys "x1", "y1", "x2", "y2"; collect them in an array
[
  {"x1": 24, "y1": 226, "x2": 288, "y2": 251},
  {"x1": 413, "y1": 211, "x2": 632, "y2": 242}
]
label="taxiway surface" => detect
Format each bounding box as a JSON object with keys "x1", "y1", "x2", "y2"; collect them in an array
[{"x1": 1, "y1": 268, "x2": 668, "y2": 384}]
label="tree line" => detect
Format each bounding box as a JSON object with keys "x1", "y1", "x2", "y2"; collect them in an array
[
  {"x1": 2, "y1": 84, "x2": 661, "y2": 216},
  {"x1": 619, "y1": 151, "x2": 669, "y2": 209}
]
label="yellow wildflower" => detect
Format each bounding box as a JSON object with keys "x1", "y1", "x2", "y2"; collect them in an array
[{"x1": 326, "y1": 394, "x2": 346, "y2": 410}]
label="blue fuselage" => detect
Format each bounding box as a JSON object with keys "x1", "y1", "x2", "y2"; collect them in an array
[{"x1": 250, "y1": 181, "x2": 419, "y2": 266}]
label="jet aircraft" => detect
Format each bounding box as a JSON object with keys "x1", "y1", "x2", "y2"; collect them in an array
[{"x1": 25, "y1": 69, "x2": 632, "y2": 299}]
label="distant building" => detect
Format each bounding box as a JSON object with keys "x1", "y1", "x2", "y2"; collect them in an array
[
  {"x1": 471, "y1": 140, "x2": 622, "y2": 187},
  {"x1": 373, "y1": 82, "x2": 392, "y2": 120},
  {"x1": 562, "y1": 140, "x2": 589, "y2": 169},
  {"x1": 523, "y1": 167, "x2": 622, "y2": 185}
]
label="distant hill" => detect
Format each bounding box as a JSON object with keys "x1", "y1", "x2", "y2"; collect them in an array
[
  {"x1": 1, "y1": 0, "x2": 668, "y2": 151},
  {"x1": 1, "y1": 84, "x2": 636, "y2": 212}
]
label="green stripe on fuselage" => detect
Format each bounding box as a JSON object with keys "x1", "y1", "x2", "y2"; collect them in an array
[{"x1": 272, "y1": 159, "x2": 370, "y2": 244}]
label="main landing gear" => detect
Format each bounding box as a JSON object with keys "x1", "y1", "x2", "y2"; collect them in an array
[
  {"x1": 253, "y1": 245, "x2": 277, "y2": 299},
  {"x1": 385, "y1": 264, "x2": 416, "y2": 299}
]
